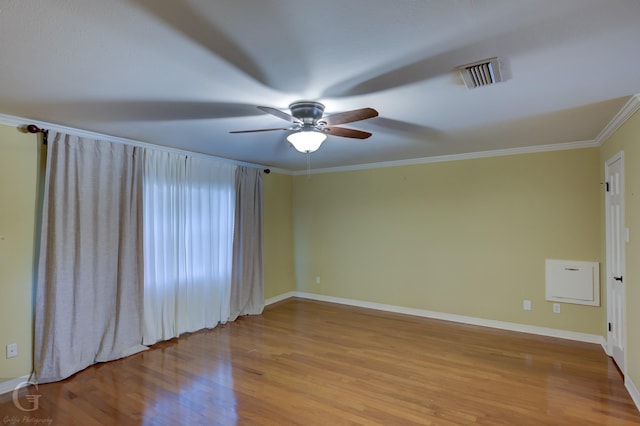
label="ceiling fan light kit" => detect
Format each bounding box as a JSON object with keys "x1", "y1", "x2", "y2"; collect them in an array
[
  {"x1": 230, "y1": 101, "x2": 379, "y2": 154},
  {"x1": 287, "y1": 130, "x2": 327, "y2": 153}
]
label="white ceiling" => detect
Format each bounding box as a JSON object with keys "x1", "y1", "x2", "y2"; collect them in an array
[{"x1": 1, "y1": 0, "x2": 639, "y2": 171}]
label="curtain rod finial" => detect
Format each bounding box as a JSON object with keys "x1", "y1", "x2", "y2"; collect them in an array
[
  {"x1": 22, "y1": 124, "x2": 48, "y2": 144},
  {"x1": 26, "y1": 124, "x2": 41, "y2": 134}
]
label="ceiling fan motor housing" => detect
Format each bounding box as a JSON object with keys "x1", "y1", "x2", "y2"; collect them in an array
[{"x1": 289, "y1": 101, "x2": 325, "y2": 124}]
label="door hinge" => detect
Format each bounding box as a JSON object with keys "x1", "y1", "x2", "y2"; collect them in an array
[
  {"x1": 605, "y1": 182, "x2": 610, "y2": 192},
  {"x1": 608, "y1": 322, "x2": 612, "y2": 332}
]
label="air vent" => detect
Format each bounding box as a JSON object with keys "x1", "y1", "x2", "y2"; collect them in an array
[{"x1": 458, "y1": 57, "x2": 502, "y2": 89}]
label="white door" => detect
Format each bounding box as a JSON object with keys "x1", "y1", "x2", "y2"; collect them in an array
[{"x1": 605, "y1": 152, "x2": 625, "y2": 372}]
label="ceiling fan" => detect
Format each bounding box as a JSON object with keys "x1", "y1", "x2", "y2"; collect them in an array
[{"x1": 230, "y1": 101, "x2": 379, "y2": 153}]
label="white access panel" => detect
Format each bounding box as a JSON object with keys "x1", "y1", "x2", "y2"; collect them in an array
[{"x1": 545, "y1": 259, "x2": 600, "y2": 306}]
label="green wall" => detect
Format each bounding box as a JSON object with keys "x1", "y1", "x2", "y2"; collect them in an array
[
  {"x1": 600, "y1": 109, "x2": 640, "y2": 391},
  {"x1": 293, "y1": 148, "x2": 603, "y2": 334},
  {"x1": 0, "y1": 125, "x2": 40, "y2": 381},
  {"x1": 263, "y1": 172, "x2": 295, "y2": 298}
]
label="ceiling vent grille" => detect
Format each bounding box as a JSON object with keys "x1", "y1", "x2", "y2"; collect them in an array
[{"x1": 458, "y1": 57, "x2": 502, "y2": 89}]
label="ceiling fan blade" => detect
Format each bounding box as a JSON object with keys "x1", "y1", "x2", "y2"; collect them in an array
[
  {"x1": 322, "y1": 108, "x2": 379, "y2": 126},
  {"x1": 229, "y1": 127, "x2": 291, "y2": 134},
  {"x1": 325, "y1": 127, "x2": 373, "y2": 139},
  {"x1": 257, "y1": 106, "x2": 302, "y2": 123}
]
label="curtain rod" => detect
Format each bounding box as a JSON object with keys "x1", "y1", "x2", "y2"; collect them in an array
[{"x1": 22, "y1": 123, "x2": 271, "y2": 174}]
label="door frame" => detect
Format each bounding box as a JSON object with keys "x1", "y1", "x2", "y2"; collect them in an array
[{"x1": 604, "y1": 151, "x2": 626, "y2": 372}]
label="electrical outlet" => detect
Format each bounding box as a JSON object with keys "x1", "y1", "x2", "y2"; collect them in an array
[
  {"x1": 553, "y1": 303, "x2": 561, "y2": 314},
  {"x1": 315, "y1": 276, "x2": 321, "y2": 284},
  {"x1": 523, "y1": 300, "x2": 532, "y2": 311},
  {"x1": 6, "y1": 343, "x2": 17, "y2": 358}
]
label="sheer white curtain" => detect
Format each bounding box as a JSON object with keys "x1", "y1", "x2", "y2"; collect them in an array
[{"x1": 142, "y1": 150, "x2": 236, "y2": 345}]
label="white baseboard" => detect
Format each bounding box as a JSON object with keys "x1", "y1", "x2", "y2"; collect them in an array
[
  {"x1": 626, "y1": 377, "x2": 640, "y2": 413},
  {"x1": 268, "y1": 291, "x2": 606, "y2": 345},
  {"x1": 265, "y1": 291, "x2": 296, "y2": 306},
  {"x1": 0, "y1": 375, "x2": 31, "y2": 396}
]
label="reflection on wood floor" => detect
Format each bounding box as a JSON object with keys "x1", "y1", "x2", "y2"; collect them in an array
[{"x1": 1, "y1": 298, "x2": 639, "y2": 425}]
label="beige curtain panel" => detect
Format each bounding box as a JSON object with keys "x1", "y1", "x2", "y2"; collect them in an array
[
  {"x1": 33, "y1": 133, "x2": 147, "y2": 383},
  {"x1": 230, "y1": 167, "x2": 264, "y2": 320}
]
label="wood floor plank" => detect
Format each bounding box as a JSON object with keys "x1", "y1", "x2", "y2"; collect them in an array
[{"x1": 1, "y1": 298, "x2": 638, "y2": 425}]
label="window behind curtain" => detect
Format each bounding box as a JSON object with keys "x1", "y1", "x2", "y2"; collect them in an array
[{"x1": 142, "y1": 151, "x2": 237, "y2": 345}]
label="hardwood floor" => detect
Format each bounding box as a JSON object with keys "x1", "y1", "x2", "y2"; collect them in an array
[{"x1": 1, "y1": 298, "x2": 639, "y2": 425}]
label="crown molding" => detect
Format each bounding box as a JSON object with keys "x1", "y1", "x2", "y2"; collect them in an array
[
  {"x1": 596, "y1": 94, "x2": 640, "y2": 146},
  {"x1": 294, "y1": 139, "x2": 600, "y2": 175},
  {"x1": 5, "y1": 92, "x2": 638, "y2": 177},
  {"x1": 292, "y1": 93, "x2": 640, "y2": 176},
  {"x1": 0, "y1": 112, "x2": 267, "y2": 170}
]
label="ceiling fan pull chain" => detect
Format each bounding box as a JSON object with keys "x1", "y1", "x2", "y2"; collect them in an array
[{"x1": 306, "y1": 152, "x2": 311, "y2": 180}]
